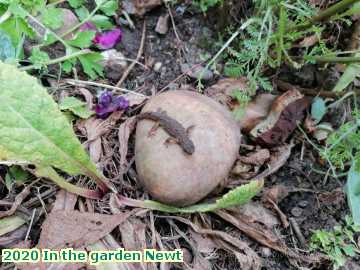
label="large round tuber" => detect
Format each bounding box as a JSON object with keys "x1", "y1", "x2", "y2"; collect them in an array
[{"x1": 135, "y1": 90, "x2": 241, "y2": 206}]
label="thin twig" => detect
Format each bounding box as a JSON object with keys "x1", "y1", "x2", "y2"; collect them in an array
[
  {"x1": 24, "y1": 209, "x2": 37, "y2": 245},
  {"x1": 115, "y1": 21, "x2": 146, "y2": 89},
  {"x1": 276, "y1": 80, "x2": 360, "y2": 98},
  {"x1": 64, "y1": 79, "x2": 147, "y2": 97}
]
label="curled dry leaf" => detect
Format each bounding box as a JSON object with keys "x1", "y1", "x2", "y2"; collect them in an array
[
  {"x1": 239, "y1": 94, "x2": 277, "y2": 132},
  {"x1": 78, "y1": 88, "x2": 94, "y2": 110},
  {"x1": 118, "y1": 116, "x2": 138, "y2": 173},
  {"x1": 0, "y1": 182, "x2": 35, "y2": 218},
  {"x1": 249, "y1": 90, "x2": 309, "y2": 146}
]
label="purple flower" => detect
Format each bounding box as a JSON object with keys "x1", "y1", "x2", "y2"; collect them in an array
[
  {"x1": 93, "y1": 28, "x2": 122, "y2": 50},
  {"x1": 98, "y1": 91, "x2": 113, "y2": 106},
  {"x1": 94, "y1": 91, "x2": 129, "y2": 119},
  {"x1": 79, "y1": 22, "x2": 97, "y2": 32}
]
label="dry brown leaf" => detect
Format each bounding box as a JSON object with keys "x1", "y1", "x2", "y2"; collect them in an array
[
  {"x1": 122, "y1": 93, "x2": 149, "y2": 107},
  {"x1": 119, "y1": 217, "x2": 147, "y2": 251},
  {"x1": 232, "y1": 202, "x2": 280, "y2": 228},
  {"x1": 215, "y1": 210, "x2": 323, "y2": 264},
  {"x1": 350, "y1": 20, "x2": 360, "y2": 50},
  {"x1": 118, "y1": 116, "x2": 137, "y2": 173},
  {"x1": 252, "y1": 143, "x2": 294, "y2": 181},
  {"x1": 52, "y1": 190, "x2": 78, "y2": 212},
  {"x1": 296, "y1": 34, "x2": 319, "y2": 48},
  {"x1": 39, "y1": 210, "x2": 131, "y2": 249},
  {"x1": 87, "y1": 234, "x2": 134, "y2": 270},
  {"x1": 0, "y1": 225, "x2": 28, "y2": 248},
  {"x1": 239, "y1": 94, "x2": 277, "y2": 132},
  {"x1": 189, "y1": 230, "x2": 217, "y2": 254},
  {"x1": 122, "y1": 0, "x2": 162, "y2": 16},
  {"x1": 239, "y1": 148, "x2": 270, "y2": 166},
  {"x1": 205, "y1": 77, "x2": 249, "y2": 108},
  {"x1": 78, "y1": 88, "x2": 94, "y2": 110},
  {"x1": 170, "y1": 216, "x2": 261, "y2": 270},
  {"x1": 0, "y1": 182, "x2": 35, "y2": 218},
  {"x1": 262, "y1": 185, "x2": 290, "y2": 204},
  {"x1": 250, "y1": 90, "x2": 309, "y2": 146},
  {"x1": 78, "y1": 111, "x2": 123, "y2": 163}
]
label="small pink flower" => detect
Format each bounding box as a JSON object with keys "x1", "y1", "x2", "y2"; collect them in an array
[
  {"x1": 93, "y1": 28, "x2": 122, "y2": 50},
  {"x1": 79, "y1": 22, "x2": 97, "y2": 32}
]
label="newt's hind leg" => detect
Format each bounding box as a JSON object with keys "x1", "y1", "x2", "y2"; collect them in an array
[
  {"x1": 186, "y1": 125, "x2": 195, "y2": 136},
  {"x1": 164, "y1": 137, "x2": 179, "y2": 148}
]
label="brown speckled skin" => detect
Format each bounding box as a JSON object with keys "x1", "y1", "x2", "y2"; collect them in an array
[{"x1": 137, "y1": 111, "x2": 195, "y2": 155}]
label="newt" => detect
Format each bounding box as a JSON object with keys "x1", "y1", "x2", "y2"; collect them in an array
[{"x1": 137, "y1": 110, "x2": 195, "y2": 155}]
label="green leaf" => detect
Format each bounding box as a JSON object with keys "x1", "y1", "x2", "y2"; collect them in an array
[
  {"x1": 0, "y1": 215, "x2": 26, "y2": 236},
  {"x1": 346, "y1": 162, "x2": 360, "y2": 226},
  {"x1": 91, "y1": 14, "x2": 114, "y2": 30},
  {"x1": 0, "y1": 30, "x2": 15, "y2": 61},
  {"x1": 67, "y1": 31, "x2": 95, "y2": 49},
  {"x1": 342, "y1": 2, "x2": 360, "y2": 17},
  {"x1": 0, "y1": 17, "x2": 35, "y2": 45},
  {"x1": 78, "y1": 52, "x2": 104, "y2": 79},
  {"x1": 68, "y1": 0, "x2": 84, "y2": 8},
  {"x1": 60, "y1": 96, "x2": 94, "y2": 119},
  {"x1": 40, "y1": 7, "x2": 63, "y2": 30},
  {"x1": 62, "y1": 59, "x2": 75, "y2": 73},
  {"x1": 311, "y1": 97, "x2": 327, "y2": 123},
  {"x1": 5, "y1": 165, "x2": 30, "y2": 187},
  {"x1": 0, "y1": 62, "x2": 110, "y2": 197},
  {"x1": 333, "y1": 53, "x2": 360, "y2": 92},
  {"x1": 29, "y1": 47, "x2": 50, "y2": 68},
  {"x1": 100, "y1": 0, "x2": 118, "y2": 16},
  {"x1": 75, "y1": 6, "x2": 90, "y2": 21},
  {"x1": 119, "y1": 179, "x2": 263, "y2": 213}
]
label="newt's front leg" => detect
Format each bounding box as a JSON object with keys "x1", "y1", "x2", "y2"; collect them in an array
[{"x1": 147, "y1": 122, "x2": 160, "y2": 137}]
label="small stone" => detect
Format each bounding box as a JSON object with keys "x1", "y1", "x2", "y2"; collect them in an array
[
  {"x1": 153, "y1": 62, "x2": 162, "y2": 72},
  {"x1": 181, "y1": 63, "x2": 213, "y2": 81},
  {"x1": 260, "y1": 247, "x2": 272, "y2": 258},
  {"x1": 298, "y1": 200, "x2": 309, "y2": 208},
  {"x1": 291, "y1": 207, "x2": 303, "y2": 217},
  {"x1": 168, "y1": 83, "x2": 179, "y2": 91},
  {"x1": 155, "y1": 14, "x2": 170, "y2": 35},
  {"x1": 100, "y1": 50, "x2": 128, "y2": 81}
]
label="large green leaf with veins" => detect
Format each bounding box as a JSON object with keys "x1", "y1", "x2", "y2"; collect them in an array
[
  {"x1": 118, "y1": 179, "x2": 264, "y2": 213},
  {"x1": 346, "y1": 162, "x2": 360, "y2": 225},
  {"x1": 0, "y1": 62, "x2": 111, "y2": 198}
]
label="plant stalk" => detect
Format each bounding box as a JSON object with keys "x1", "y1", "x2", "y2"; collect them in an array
[
  {"x1": 19, "y1": 49, "x2": 91, "y2": 71},
  {"x1": 290, "y1": 0, "x2": 360, "y2": 32},
  {"x1": 308, "y1": 55, "x2": 360, "y2": 63}
]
